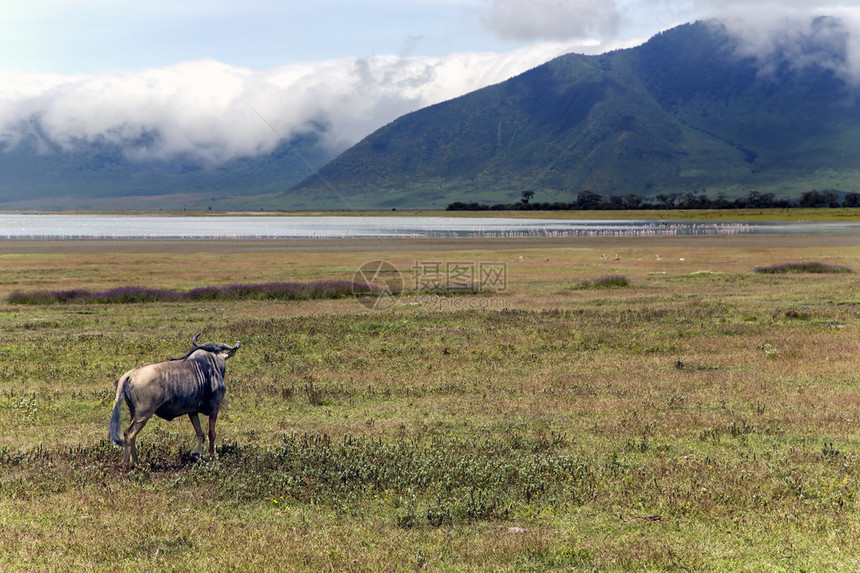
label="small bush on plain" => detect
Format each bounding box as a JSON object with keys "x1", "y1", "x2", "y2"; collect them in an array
[
  {"x1": 6, "y1": 280, "x2": 377, "y2": 305},
  {"x1": 571, "y1": 275, "x2": 630, "y2": 290},
  {"x1": 754, "y1": 262, "x2": 853, "y2": 274}
]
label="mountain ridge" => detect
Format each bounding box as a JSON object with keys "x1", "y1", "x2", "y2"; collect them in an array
[
  {"x1": 0, "y1": 130, "x2": 333, "y2": 210},
  {"x1": 287, "y1": 18, "x2": 860, "y2": 209},
  {"x1": 2, "y1": 18, "x2": 860, "y2": 210}
]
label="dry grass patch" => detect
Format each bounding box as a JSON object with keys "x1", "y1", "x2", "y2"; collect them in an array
[{"x1": 2, "y1": 239, "x2": 860, "y2": 569}]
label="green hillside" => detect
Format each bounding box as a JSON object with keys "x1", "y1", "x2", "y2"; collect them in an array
[
  {"x1": 0, "y1": 132, "x2": 332, "y2": 211},
  {"x1": 3, "y1": 19, "x2": 860, "y2": 210},
  {"x1": 287, "y1": 19, "x2": 860, "y2": 209}
]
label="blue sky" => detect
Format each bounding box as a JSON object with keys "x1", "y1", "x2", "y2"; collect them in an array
[
  {"x1": 1, "y1": 1, "x2": 858, "y2": 165},
  {"x1": 1, "y1": 0, "x2": 669, "y2": 74}
]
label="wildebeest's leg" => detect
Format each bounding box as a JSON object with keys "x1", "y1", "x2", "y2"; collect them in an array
[
  {"x1": 123, "y1": 416, "x2": 150, "y2": 465},
  {"x1": 189, "y1": 413, "x2": 205, "y2": 458},
  {"x1": 208, "y1": 409, "x2": 219, "y2": 459}
]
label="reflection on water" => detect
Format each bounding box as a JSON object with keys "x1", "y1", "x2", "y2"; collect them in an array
[{"x1": 0, "y1": 214, "x2": 857, "y2": 239}]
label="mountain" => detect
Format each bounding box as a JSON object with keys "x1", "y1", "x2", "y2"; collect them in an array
[
  {"x1": 3, "y1": 18, "x2": 860, "y2": 211},
  {"x1": 0, "y1": 130, "x2": 334, "y2": 210},
  {"x1": 288, "y1": 18, "x2": 860, "y2": 209}
]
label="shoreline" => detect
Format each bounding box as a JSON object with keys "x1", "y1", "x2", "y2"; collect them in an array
[
  {"x1": 3, "y1": 207, "x2": 860, "y2": 221},
  {"x1": 2, "y1": 233, "x2": 859, "y2": 254}
]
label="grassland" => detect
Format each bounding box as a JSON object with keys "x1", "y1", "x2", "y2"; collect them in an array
[{"x1": 2, "y1": 233, "x2": 860, "y2": 570}]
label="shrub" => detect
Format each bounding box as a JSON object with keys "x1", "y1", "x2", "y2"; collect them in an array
[
  {"x1": 6, "y1": 281, "x2": 377, "y2": 305},
  {"x1": 754, "y1": 262, "x2": 853, "y2": 274},
  {"x1": 98, "y1": 286, "x2": 182, "y2": 303},
  {"x1": 572, "y1": 275, "x2": 630, "y2": 290}
]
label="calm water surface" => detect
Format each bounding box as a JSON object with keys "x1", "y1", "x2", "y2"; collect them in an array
[{"x1": 0, "y1": 214, "x2": 857, "y2": 239}]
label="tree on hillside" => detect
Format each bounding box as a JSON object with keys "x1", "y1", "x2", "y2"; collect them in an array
[
  {"x1": 520, "y1": 190, "x2": 535, "y2": 206},
  {"x1": 799, "y1": 190, "x2": 839, "y2": 208},
  {"x1": 576, "y1": 190, "x2": 603, "y2": 210},
  {"x1": 654, "y1": 194, "x2": 678, "y2": 209}
]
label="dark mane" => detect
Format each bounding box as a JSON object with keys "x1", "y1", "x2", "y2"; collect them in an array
[{"x1": 180, "y1": 343, "x2": 224, "y2": 361}]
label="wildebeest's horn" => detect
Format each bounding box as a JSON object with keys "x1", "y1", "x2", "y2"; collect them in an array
[{"x1": 191, "y1": 333, "x2": 202, "y2": 347}]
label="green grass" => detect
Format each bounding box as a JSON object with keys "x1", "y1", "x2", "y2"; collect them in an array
[{"x1": 2, "y1": 241, "x2": 860, "y2": 570}]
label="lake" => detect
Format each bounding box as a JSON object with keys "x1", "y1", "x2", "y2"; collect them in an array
[{"x1": 0, "y1": 214, "x2": 858, "y2": 240}]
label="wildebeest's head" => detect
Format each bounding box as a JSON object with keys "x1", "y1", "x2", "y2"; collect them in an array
[{"x1": 185, "y1": 333, "x2": 241, "y2": 360}]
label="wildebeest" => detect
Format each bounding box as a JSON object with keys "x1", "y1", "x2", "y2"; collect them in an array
[{"x1": 109, "y1": 334, "x2": 241, "y2": 464}]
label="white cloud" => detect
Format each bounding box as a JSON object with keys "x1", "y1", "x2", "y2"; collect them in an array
[
  {"x1": 0, "y1": 42, "x2": 608, "y2": 165},
  {"x1": 480, "y1": 0, "x2": 622, "y2": 41},
  {"x1": 477, "y1": 0, "x2": 860, "y2": 48},
  {"x1": 714, "y1": 7, "x2": 860, "y2": 85},
  {"x1": 8, "y1": 3, "x2": 859, "y2": 170}
]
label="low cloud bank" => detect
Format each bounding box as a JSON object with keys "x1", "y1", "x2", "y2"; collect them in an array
[
  {"x1": 718, "y1": 9, "x2": 860, "y2": 84},
  {"x1": 0, "y1": 44, "x2": 598, "y2": 166},
  {"x1": 4, "y1": 8, "x2": 860, "y2": 167}
]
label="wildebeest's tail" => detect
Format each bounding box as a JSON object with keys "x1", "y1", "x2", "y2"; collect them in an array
[{"x1": 109, "y1": 376, "x2": 128, "y2": 446}]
